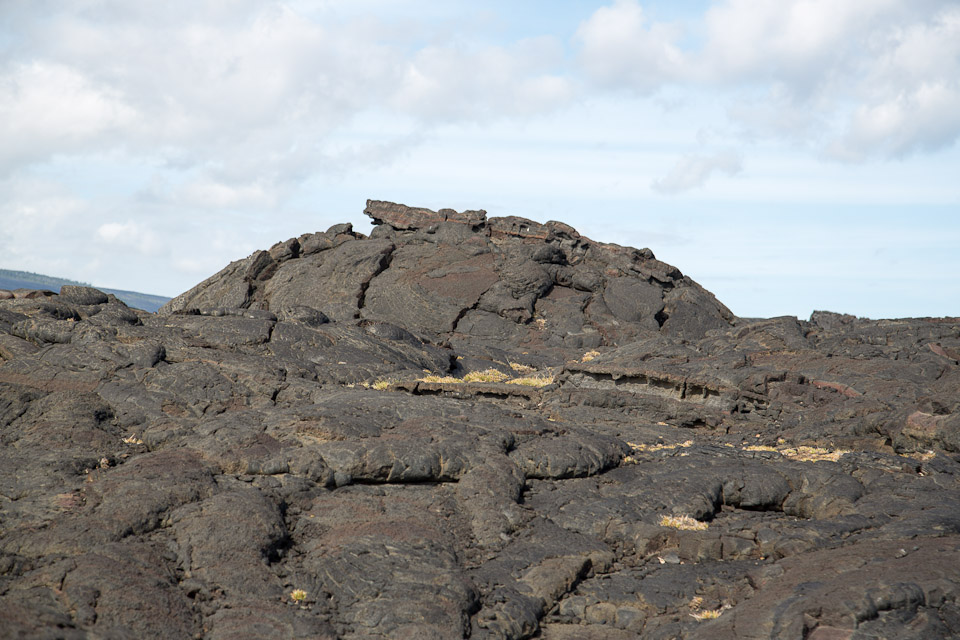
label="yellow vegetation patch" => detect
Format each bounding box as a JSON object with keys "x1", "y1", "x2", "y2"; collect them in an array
[
  {"x1": 745, "y1": 444, "x2": 850, "y2": 462},
  {"x1": 418, "y1": 374, "x2": 460, "y2": 384},
  {"x1": 371, "y1": 379, "x2": 397, "y2": 390},
  {"x1": 508, "y1": 362, "x2": 537, "y2": 375},
  {"x1": 628, "y1": 440, "x2": 693, "y2": 453},
  {"x1": 659, "y1": 514, "x2": 708, "y2": 531},
  {"x1": 506, "y1": 375, "x2": 554, "y2": 388},
  {"x1": 580, "y1": 350, "x2": 601, "y2": 362},
  {"x1": 290, "y1": 589, "x2": 307, "y2": 603},
  {"x1": 782, "y1": 446, "x2": 850, "y2": 462},
  {"x1": 622, "y1": 440, "x2": 693, "y2": 465},
  {"x1": 463, "y1": 369, "x2": 510, "y2": 383},
  {"x1": 690, "y1": 608, "x2": 724, "y2": 621},
  {"x1": 418, "y1": 368, "x2": 544, "y2": 385}
]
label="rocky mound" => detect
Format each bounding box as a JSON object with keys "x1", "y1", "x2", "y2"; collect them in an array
[
  {"x1": 162, "y1": 200, "x2": 734, "y2": 359},
  {"x1": 1, "y1": 201, "x2": 959, "y2": 639}
]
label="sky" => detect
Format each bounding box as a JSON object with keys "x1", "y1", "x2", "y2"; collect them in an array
[{"x1": 1, "y1": 0, "x2": 958, "y2": 320}]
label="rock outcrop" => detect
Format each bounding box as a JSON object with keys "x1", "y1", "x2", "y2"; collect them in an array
[
  {"x1": 162, "y1": 200, "x2": 735, "y2": 357},
  {"x1": 2, "y1": 202, "x2": 959, "y2": 639}
]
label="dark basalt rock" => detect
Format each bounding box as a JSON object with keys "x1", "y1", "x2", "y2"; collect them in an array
[
  {"x1": 2, "y1": 201, "x2": 959, "y2": 639},
  {"x1": 162, "y1": 199, "x2": 735, "y2": 357}
]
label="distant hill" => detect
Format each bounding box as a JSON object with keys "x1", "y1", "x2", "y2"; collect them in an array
[{"x1": 0, "y1": 268, "x2": 171, "y2": 312}]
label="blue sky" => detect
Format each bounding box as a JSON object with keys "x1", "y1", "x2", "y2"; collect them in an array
[{"x1": 1, "y1": 0, "x2": 958, "y2": 319}]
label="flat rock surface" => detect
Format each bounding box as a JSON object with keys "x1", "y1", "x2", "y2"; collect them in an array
[{"x1": 1, "y1": 203, "x2": 959, "y2": 639}]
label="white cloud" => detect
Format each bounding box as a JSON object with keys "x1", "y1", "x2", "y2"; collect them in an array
[
  {"x1": 0, "y1": 61, "x2": 138, "y2": 172},
  {"x1": 1, "y1": 4, "x2": 579, "y2": 171},
  {"x1": 4, "y1": 0, "x2": 956, "y2": 183},
  {"x1": 176, "y1": 179, "x2": 279, "y2": 209},
  {"x1": 391, "y1": 36, "x2": 573, "y2": 120},
  {"x1": 830, "y1": 82, "x2": 960, "y2": 161},
  {"x1": 0, "y1": 0, "x2": 585, "y2": 218},
  {"x1": 569, "y1": 0, "x2": 960, "y2": 162},
  {"x1": 829, "y1": 7, "x2": 960, "y2": 160},
  {"x1": 574, "y1": 0, "x2": 684, "y2": 93},
  {"x1": 96, "y1": 222, "x2": 137, "y2": 244},
  {"x1": 700, "y1": 0, "x2": 891, "y2": 85},
  {"x1": 651, "y1": 150, "x2": 743, "y2": 194},
  {"x1": 95, "y1": 220, "x2": 162, "y2": 256},
  {"x1": 0, "y1": 176, "x2": 104, "y2": 282},
  {"x1": 0, "y1": 178, "x2": 82, "y2": 241}
]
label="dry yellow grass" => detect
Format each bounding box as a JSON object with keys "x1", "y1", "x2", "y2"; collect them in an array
[
  {"x1": 580, "y1": 350, "x2": 601, "y2": 362},
  {"x1": 506, "y1": 375, "x2": 554, "y2": 388},
  {"x1": 744, "y1": 443, "x2": 850, "y2": 462},
  {"x1": 690, "y1": 608, "x2": 724, "y2": 621},
  {"x1": 371, "y1": 379, "x2": 396, "y2": 390},
  {"x1": 418, "y1": 374, "x2": 460, "y2": 384},
  {"x1": 782, "y1": 446, "x2": 850, "y2": 462},
  {"x1": 508, "y1": 362, "x2": 537, "y2": 375},
  {"x1": 418, "y1": 368, "x2": 551, "y2": 386},
  {"x1": 659, "y1": 514, "x2": 708, "y2": 531},
  {"x1": 629, "y1": 440, "x2": 694, "y2": 453},
  {"x1": 622, "y1": 440, "x2": 693, "y2": 465},
  {"x1": 463, "y1": 369, "x2": 510, "y2": 383},
  {"x1": 290, "y1": 589, "x2": 307, "y2": 603}
]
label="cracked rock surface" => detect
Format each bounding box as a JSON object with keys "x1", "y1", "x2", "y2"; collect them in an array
[{"x1": 2, "y1": 201, "x2": 959, "y2": 639}]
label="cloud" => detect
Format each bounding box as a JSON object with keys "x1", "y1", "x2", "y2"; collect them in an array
[
  {"x1": 392, "y1": 36, "x2": 573, "y2": 120},
  {"x1": 573, "y1": 0, "x2": 960, "y2": 162},
  {"x1": 699, "y1": 0, "x2": 889, "y2": 87},
  {"x1": 96, "y1": 221, "x2": 162, "y2": 256},
  {"x1": 4, "y1": 0, "x2": 956, "y2": 183},
  {"x1": 651, "y1": 151, "x2": 743, "y2": 194},
  {"x1": 175, "y1": 179, "x2": 279, "y2": 209},
  {"x1": 0, "y1": 61, "x2": 138, "y2": 172},
  {"x1": 574, "y1": 0, "x2": 684, "y2": 93},
  {"x1": 0, "y1": 0, "x2": 592, "y2": 238},
  {"x1": 703, "y1": 1, "x2": 960, "y2": 159},
  {"x1": 828, "y1": 8, "x2": 960, "y2": 160},
  {"x1": 830, "y1": 82, "x2": 960, "y2": 161},
  {"x1": 0, "y1": 5, "x2": 577, "y2": 174}
]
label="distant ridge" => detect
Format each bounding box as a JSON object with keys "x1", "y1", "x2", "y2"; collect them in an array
[{"x1": 0, "y1": 268, "x2": 171, "y2": 312}]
